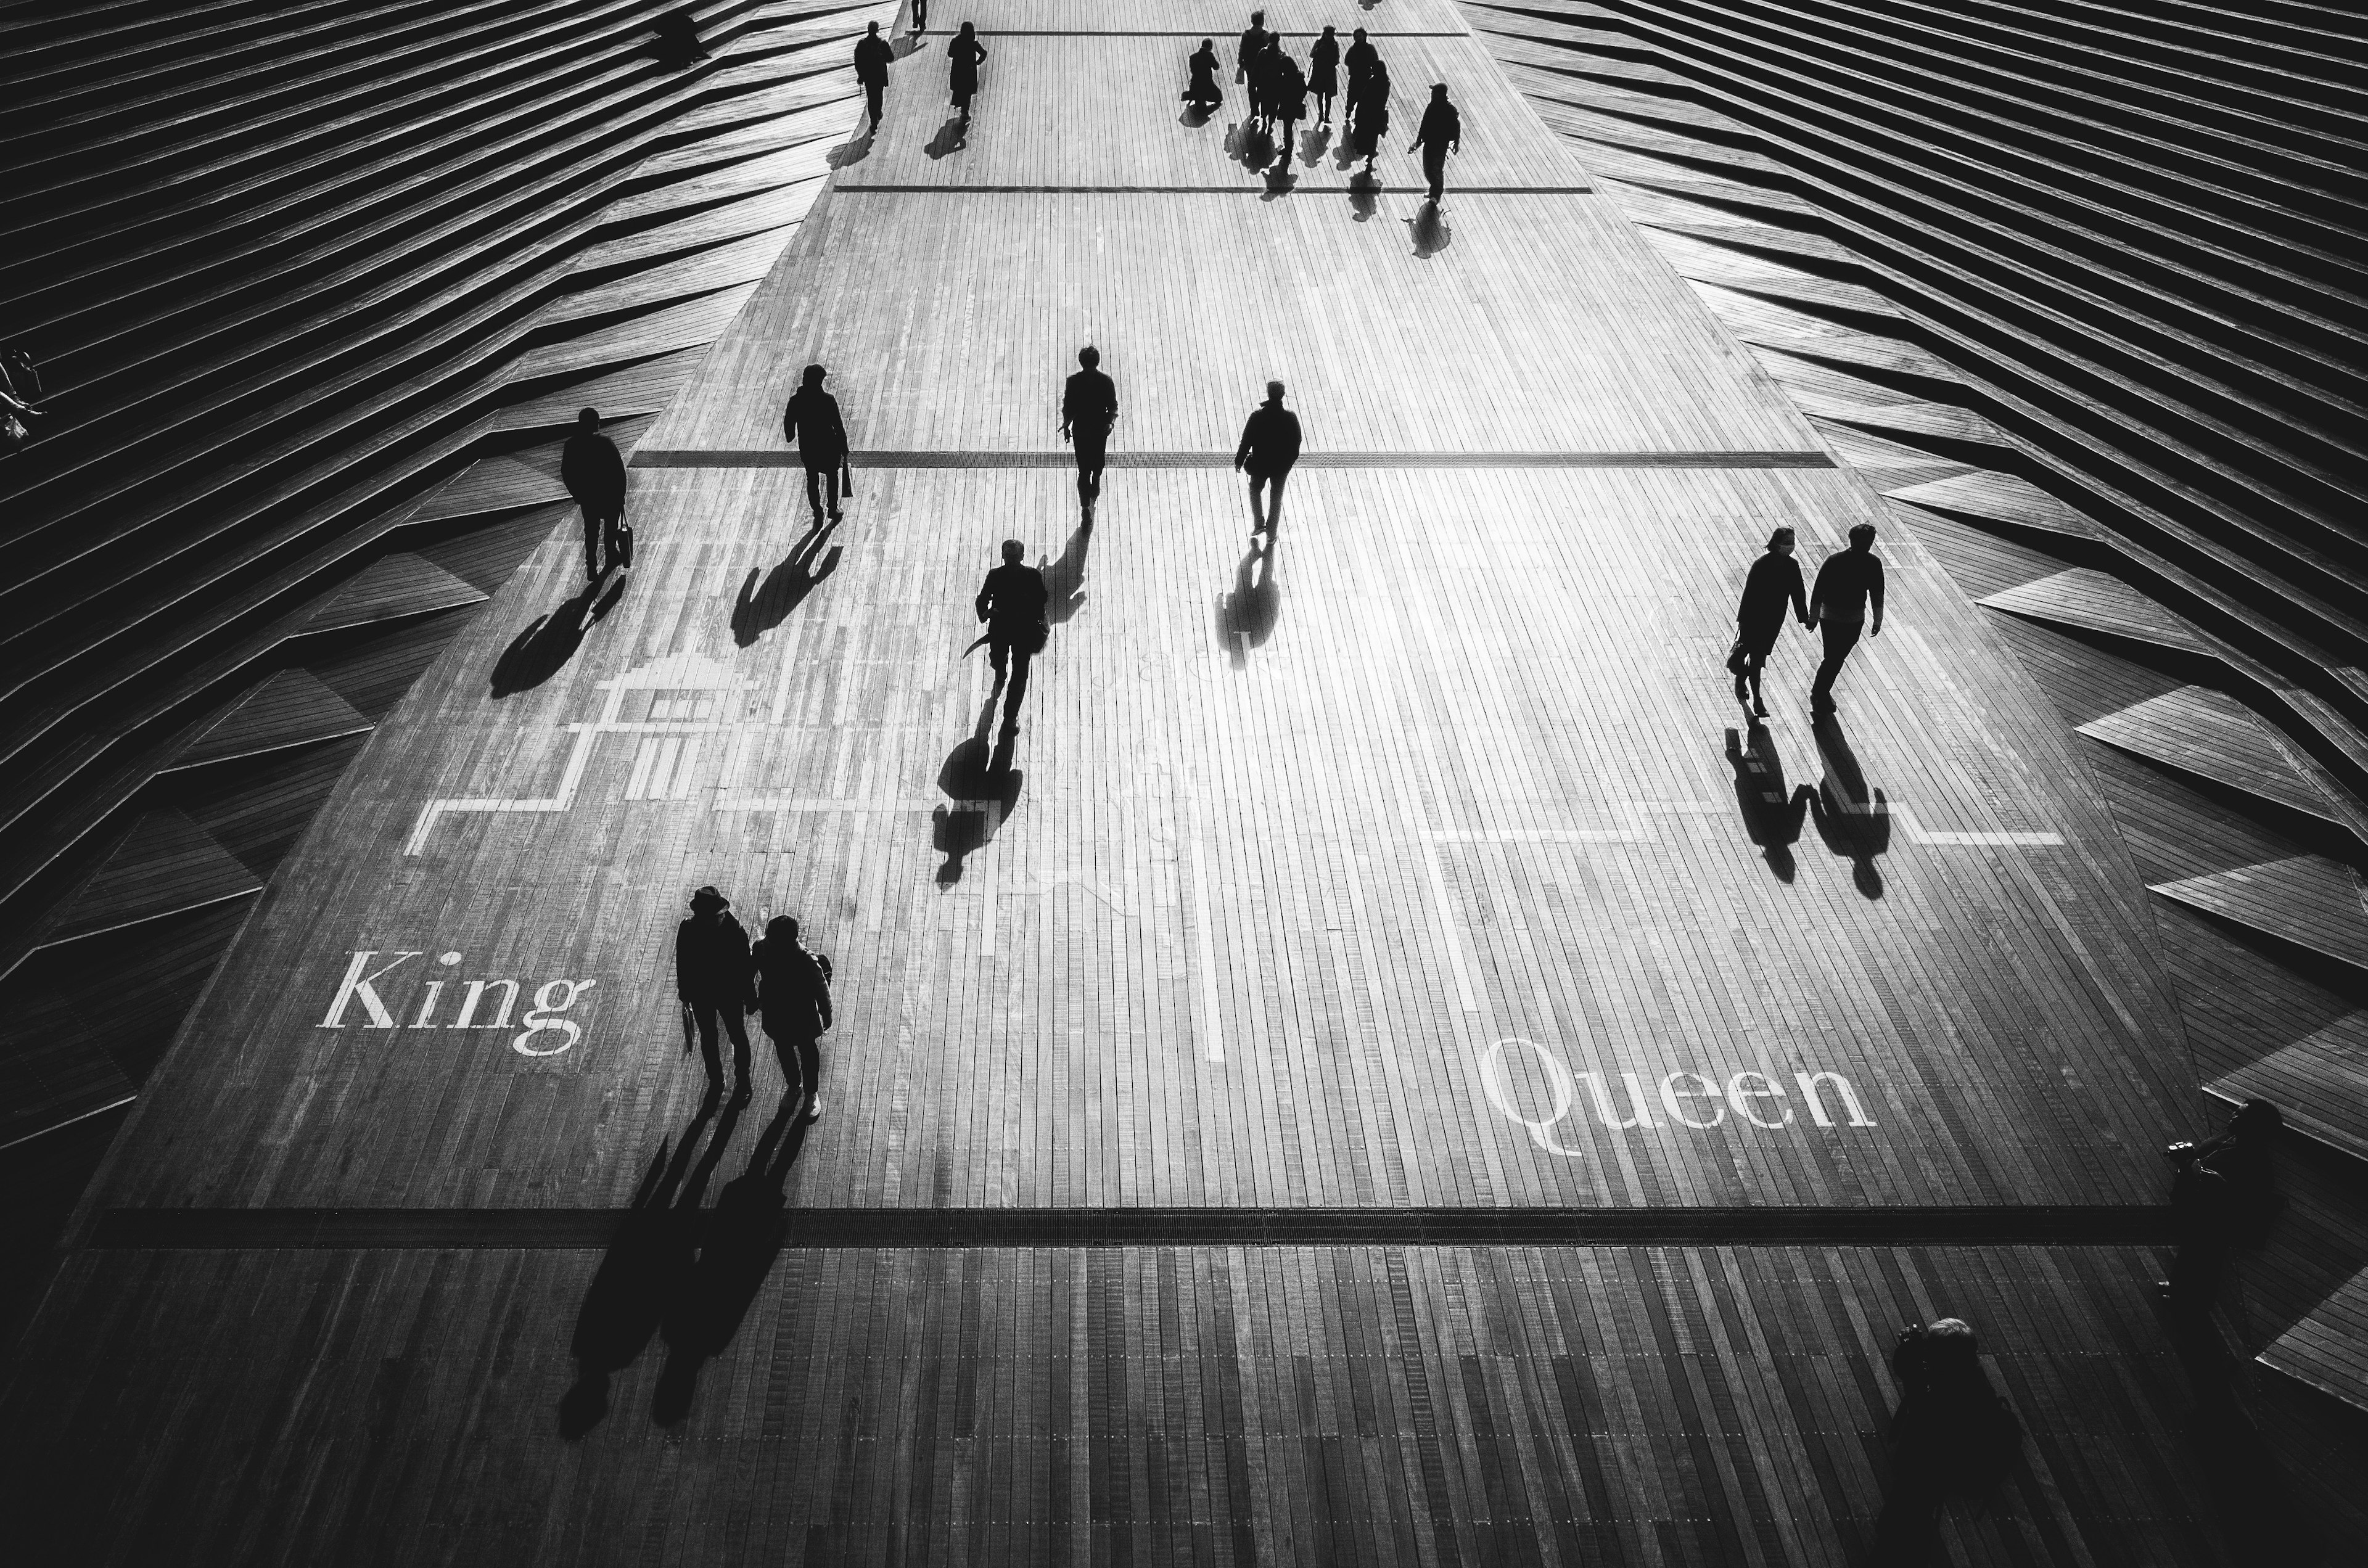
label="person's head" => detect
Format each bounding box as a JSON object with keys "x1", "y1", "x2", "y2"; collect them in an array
[
  {"x1": 1322, "y1": 23, "x2": 1335, "y2": 35},
  {"x1": 1354, "y1": 27, "x2": 1367, "y2": 40},
  {"x1": 1922, "y1": 1318, "x2": 1979, "y2": 1371},
  {"x1": 1265, "y1": 379, "x2": 1285, "y2": 404},
  {"x1": 577, "y1": 408, "x2": 600, "y2": 429},
  {"x1": 801, "y1": 363, "x2": 826, "y2": 387},
  {"x1": 1431, "y1": 82, "x2": 1448, "y2": 99},
  {"x1": 866, "y1": 18, "x2": 879, "y2": 33},
  {"x1": 1001, "y1": 539, "x2": 1025, "y2": 563},
  {"x1": 959, "y1": 20, "x2": 975, "y2": 35},
  {"x1": 1079, "y1": 345, "x2": 1100, "y2": 369},
  {"x1": 1848, "y1": 522, "x2": 1877, "y2": 551},
  {"x1": 1200, "y1": 36, "x2": 1213, "y2": 49},
  {"x1": 2232, "y1": 1098, "x2": 2284, "y2": 1139},
  {"x1": 766, "y1": 914, "x2": 800, "y2": 946},
  {"x1": 1251, "y1": 10, "x2": 1265, "y2": 25},
  {"x1": 1767, "y1": 526, "x2": 1796, "y2": 556},
  {"x1": 689, "y1": 885, "x2": 730, "y2": 917}
]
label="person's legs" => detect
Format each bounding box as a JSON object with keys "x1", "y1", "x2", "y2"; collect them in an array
[
  {"x1": 582, "y1": 506, "x2": 606, "y2": 581},
  {"x1": 797, "y1": 1033, "x2": 823, "y2": 1119},
  {"x1": 1003, "y1": 646, "x2": 1034, "y2": 727},
  {"x1": 866, "y1": 80, "x2": 884, "y2": 125},
  {"x1": 824, "y1": 465, "x2": 842, "y2": 520},
  {"x1": 1812, "y1": 618, "x2": 1862, "y2": 708},
  {"x1": 803, "y1": 465, "x2": 825, "y2": 523},
  {"x1": 1247, "y1": 472, "x2": 1270, "y2": 532},
  {"x1": 1424, "y1": 149, "x2": 1446, "y2": 202},
  {"x1": 1743, "y1": 650, "x2": 1769, "y2": 714},
  {"x1": 691, "y1": 1001, "x2": 723, "y2": 1084},
  {"x1": 1266, "y1": 467, "x2": 1290, "y2": 533},
  {"x1": 720, "y1": 1008, "x2": 752, "y2": 1094},
  {"x1": 989, "y1": 638, "x2": 1009, "y2": 689}
]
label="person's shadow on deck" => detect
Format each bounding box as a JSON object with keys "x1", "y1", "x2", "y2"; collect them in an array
[
  {"x1": 731, "y1": 519, "x2": 842, "y2": 646},
  {"x1": 1724, "y1": 723, "x2": 1807, "y2": 884},
  {"x1": 1300, "y1": 125, "x2": 1331, "y2": 165},
  {"x1": 1348, "y1": 168, "x2": 1380, "y2": 222},
  {"x1": 829, "y1": 125, "x2": 875, "y2": 169},
  {"x1": 559, "y1": 1090, "x2": 748, "y2": 1437},
  {"x1": 490, "y1": 576, "x2": 620, "y2": 697},
  {"x1": 1042, "y1": 525, "x2": 1091, "y2": 625},
  {"x1": 924, "y1": 114, "x2": 969, "y2": 159},
  {"x1": 1225, "y1": 121, "x2": 1273, "y2": 171},
  {"x1": 1407, "y1": 199, "x2": 1453, "y2": 258},
  {"x1": 1215, "y1": 538, "x2": 1281, "y2": 667},
  {"x1": 1181, "y1": 103, "x2": 1218, "y2": 129},
  {"x1": 1809, "y1": 713, "x2": 1890, "y2": 898},
  {"x1": 1262, "y1": 160, "x2": 1299, "y2": 199},
  {"x1": 650, "y1": 1094, "x2": 816, "y2": 1426},
  {"x1": 933, "y1": 696, "x2": 1022, "y2": 885}
]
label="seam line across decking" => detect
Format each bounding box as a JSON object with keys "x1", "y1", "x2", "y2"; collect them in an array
[
  {"x1": 88, "y1": 1205, "x2": 2176, "y2": 1249},
  {"x1": 632, "y1": 448, "x2": 1836, "y2": 467}
]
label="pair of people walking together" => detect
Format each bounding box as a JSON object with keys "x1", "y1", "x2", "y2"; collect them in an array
[
  {"x1": 676, "y1": 887, "x2": 833, "y2": 1120},
  {"x1": 1730, "y1": 523, "x2": 1885, "y2": 716}
]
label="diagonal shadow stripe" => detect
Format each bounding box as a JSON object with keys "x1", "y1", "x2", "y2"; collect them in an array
[{"x1": 88, "y1": 1205, "x2": 2174, "y2": 1250}]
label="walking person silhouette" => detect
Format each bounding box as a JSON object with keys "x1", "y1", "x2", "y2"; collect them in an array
[
  {"x1": 911, "y1": 0, "x2": 928, "y2": 36},
  {"x1": 676, "y1": 885, "x2": 757, "y2": 1101},
  {"x1": 1728, "y1": 527, "x2": 1810, "y2": 717},
  {"x1": 1235, "y1": 380, "x2": 1301, "y2": 536},
  {"x1": 1061, "y1": 346, "x2": 1118, "y2": 522},
  {"x1": 1408, "y1": 83, "x2": 1461, "y2": 202},
  {"x1": 752, "y1": 916, "x2": 833, "y2": 1124},
  {"x1": 1342, "y1": 28, "x2": 1377, "y2": 134},
  {"x1": 781, "y1": 364, "x2": 850, "y2": 527},
  {"x1": 1270, "y1": 51, "x2": 1308, "y2": 166},
  {"x1": 1808, "y1": 522, "x2": 1885, "y2": 714},
  {"x1": 853, "y1": 21, "x2": 894, "y2": 129},
  {"x1": 948, "y1": 22, "x2": 987, "y2": 121},
  {"x1": 1309, "y1": 26, "x2": 1341, "y2": 125},
  {"x1": 1352, "y1": 59, "x2": 1391, "y2": 174},
  {"x1": 562, "y1": 408, "x2": 627, "y2": 586},
  {"x1": 975, "y1": 541, "x2": 1050, "y2": 737}
]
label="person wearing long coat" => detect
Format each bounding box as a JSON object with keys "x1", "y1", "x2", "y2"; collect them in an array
[
  {"x1": 752, "y1": 916, "x2": 833, "y2": 1123},
  {"x1": 1309, "y1": 27, "x2": 1341, "y2": 123},
  {"x1": 1729, "y1": 526, "x2": 1809, "y2": 715},
  {"x1": 1342, "y1": 28, "x2": 1377, "y2": 132},
  {"x1": 1270, "y1": 55, "x2": 1308, "y2": 164},
  {"x1": 1352, "y1": 59, "x2": 1391, "y2": 171},
  {"x1": 1186, "y1": 38, "x2": 1223, "y2": 110},
  {"x1": 948, "y1": 22, "x2": 987, "y2": 118}
]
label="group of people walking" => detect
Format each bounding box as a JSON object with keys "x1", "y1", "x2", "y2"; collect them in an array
[{"x1": 1190, "y1": 16, "x2": 1460, "y2": 193}]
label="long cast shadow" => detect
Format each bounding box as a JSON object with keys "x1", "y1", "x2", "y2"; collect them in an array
[
  {"x1": 490, "y1": 576, "x2": 621, "y2": 697},
  {"x1": 1407, "y1": 199, "x2": 1453, "y2": 258},
  {"x1": 1724, "y1": 723, "x2": 1807, "y2": 884},
  {"x1": 731, "y1": 518, "x2": 842, "y2": 646},
  {"x1": 924, "y1": 114, "x2": 968, "y2": 159},
  {"x1": 933, "y1": 696, "x2": 1022, "y2": 885},
  {"x1": 1215, "y1": 537, "x2": 1281, "y2": 667},
  {"x1": 1042, "y1": 523, "x2": 1092, "y2": 625},
  {"x1": 559, "y1": 1089, "x2": 748, "y2": 1436},
  {"x1": 650, "y1": 1093, "x2": 817, "y2": 1426},
  {"x1": 1809, "y1": 713, "x2": 1890, "y2": 898}
]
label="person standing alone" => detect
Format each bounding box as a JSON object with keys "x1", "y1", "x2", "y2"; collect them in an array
[
  {"x1": 1807, "y1": 522, "x2": 1884, "y2": 714},
  {"x1": 1309, "y1": 25, "x2": 1340, "y2": 125},
  {"x1": 948, "y1": 22, "x2": 987, "y2": 121},
  {"x1": 1408, "y1": 83, "x2": 1461, "y2": 202},
  {"x1": 853, "y1": 20, "x2": 894, "y2": 130},
  {"x1": 1061, "y1": 345, "x2": 1118, "y2": 520},
  {"x1": 562, "y1": 408, "x2": 627, "y2": 585},
  {"x1": 781, "y1": 364, "x2": 850, "y2": 527},
  {"x1": 1234, "y1": 380, "x2": 1301, "y2": 536}
]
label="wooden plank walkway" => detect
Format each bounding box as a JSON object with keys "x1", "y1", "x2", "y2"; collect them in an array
[{"x1": 1, "y1": 2, "x2": 2248, "y2": 1561}]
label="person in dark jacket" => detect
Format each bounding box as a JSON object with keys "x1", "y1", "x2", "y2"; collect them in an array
[
  {"x1": 1342, "y1": 28, "x2": 1377, "y2": 133},
  {"x1": 1309, "y1": 27, "x2": 1341, "y2": 125},
  {"x1": 1270, "y1": 52, "x2": 1308, "y2": 164},
  {"x1": 676, "y1": 885, "x2": 757, "y2": 1098},
  {"x1": 1808, "y1": 522, "x2": 1885, "y2": 713},
  {"x1": 1729, "y1": 526, "x2": 1810, "y2": 716},
  {"x1": 1235, "y1": 380, "x2": 1302, "y2": 536},
  {"x1": 781, "y1": 364, "x2": 850, "y2": 527},
  {"x1": 562, "y1": 408, "x2": 628, "y2": 583},
  {"x1": 948, "y1": 22, "x2": 987, "y2": 119},
  {"x1": 1185, "y1": 38, "x2": 1223, "y2": 112},
  {"x1": 976, "y1": 540, "x2": 1051, "y2": 733},
  {"x1": 1238, "y1": 12, "x2": 1272, "y2": 86},
  {"x1": 752, "y1": 915, "x2": 833, "y2": 1123},
  {"x1": 854, "y1": 21, "x2": 894, "y2": 128},
  {"x1": 1061, "y1": 345, "x2": 1118, "y2": 518},
  {"x1": 1352, "y1": 59, "x2": 1391, "y2": 173},
  {"x1": 1408, "y1": 83, "x2": 1461, "y2": 202},
  {"x1": 1875, "y1": 1318, "x2": 2022, "y2": 1560},
  {"x1": 2158, "y1": 1098, "x2": 2284, "y2": 1317}
]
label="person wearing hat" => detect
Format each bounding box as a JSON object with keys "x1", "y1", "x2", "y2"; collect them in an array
[
  {"x1": 781, "y1": 363, "x2": 851, "y2": 527},
  {"x1": 1408, "y1": 82, "x2": 1461, "y2": 203},
  {"x1": 676, "y1": 886, "x2": 757, "y2": 1098}
]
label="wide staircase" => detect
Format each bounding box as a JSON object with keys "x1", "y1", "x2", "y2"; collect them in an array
[
  {"x1": 0, "y1": 0, "x2": 883, "y2": 1162},
  {"x1": 1460, "y1": 0, "x2": 2368, "y2": 1522}
]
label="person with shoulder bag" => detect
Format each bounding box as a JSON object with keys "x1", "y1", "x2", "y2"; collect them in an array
[{"x1": 753, "y1": 916, "x2": 833, "y2": 1123}]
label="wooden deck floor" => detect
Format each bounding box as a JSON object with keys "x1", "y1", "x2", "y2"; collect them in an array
[{"x1": 3, "y1": 2, "x2": 2239, "y2": 1561}]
